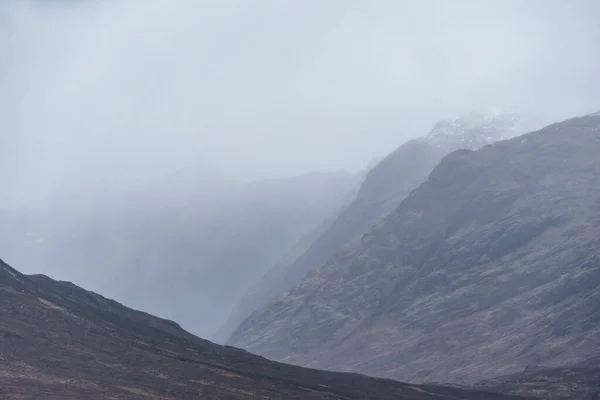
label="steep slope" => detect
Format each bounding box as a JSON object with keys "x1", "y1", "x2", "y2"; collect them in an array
[
  {"x1": 0, "y1": 169, "x2": 358, "y2": 339},
  {"x1": 0, "y1": 259, "x2": 524, "y2": 400},
  {"x1": 227, "y1": 113, "x2": 600, "y2": 384},
  {"x1": 220, "y1": 112, "x2": 539, "y2": 343},
  {"x1": 215, "y1": 140, "x2": 443, "y2": 342}
]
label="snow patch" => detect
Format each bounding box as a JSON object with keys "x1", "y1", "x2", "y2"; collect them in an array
[{"x1": 425, "y1": 111, "x2": 537, "y2": 151}]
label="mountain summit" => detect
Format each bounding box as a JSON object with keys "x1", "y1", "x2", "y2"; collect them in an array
[
  {"x1": 219, "y1": 112, "x2": 541, "y2": 343},
  {"x1": 227, "y1": 113, "x2": 600, "y2": 384},
  {"x1": 425, "y1": 112, "x2": 530, "y2": 149}
]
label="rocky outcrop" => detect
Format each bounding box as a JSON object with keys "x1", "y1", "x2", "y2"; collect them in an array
[{"x1": 227, "y1": 114, "x2": 600, "y2": 384}]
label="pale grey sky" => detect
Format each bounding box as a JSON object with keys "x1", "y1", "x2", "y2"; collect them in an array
[{"x1": 2, "y1": 0, "x2": 600, "y2": 204}]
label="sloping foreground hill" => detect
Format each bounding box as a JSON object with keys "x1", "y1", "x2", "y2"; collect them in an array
[
  {"x1": 0, "y1": 259, "x2": 524, "y2": 399},
  {"x1": 227, "y1": 113, "x2": 600, "y2": 384},
  {"x1": 219, "y1": 112, "x2": 534, "y2": 343}
]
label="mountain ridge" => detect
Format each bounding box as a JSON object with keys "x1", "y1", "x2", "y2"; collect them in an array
[
  {"x1": 220, "y1": 112, "x2": 542, "y2": 343},
  {"x1": 227, "y1": 113, "x2": 600, "y2": 384}
]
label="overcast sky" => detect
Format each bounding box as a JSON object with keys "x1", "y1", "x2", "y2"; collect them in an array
[{"x1": 1, "y1": 0, "x2": 600, "y2": 204}]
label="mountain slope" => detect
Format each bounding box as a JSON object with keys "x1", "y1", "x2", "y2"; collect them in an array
[
  {"x1": 221, "y1": 112, "x2": 539, "y2": 343},
  {"x1": 0, "y1": 169, "x2": 358, "y2": 339},
  {"x1": 476, "y1": 356, "x2": 600, "y2": 400},
  {"x1": 215, "y1": 139, "x2": 445, "y2": 342},
  {"x1": 0, "y1": 259, "x2": 524, "y2": 400},
  {"x1": 226, "y1": 113, "x2": 600, "y2": 384}
]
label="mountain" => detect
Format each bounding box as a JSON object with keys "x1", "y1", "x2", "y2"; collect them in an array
[
  {"x1": 0, "y1": 258, "x2": 525, "y2": 400},
  {"x1": 226, "y1": 113, "x2": 600, "y2": 384},
  {"x1": 219, "y1": 111, "x2": 540, "y2": 343},
  {"x1": 0, "y1": 168, "x2": 359, "y2": 339}
]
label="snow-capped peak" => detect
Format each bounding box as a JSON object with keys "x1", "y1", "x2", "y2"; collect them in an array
[{"x1": 425, "y1": 111, "x2": 540, "y2": 151}]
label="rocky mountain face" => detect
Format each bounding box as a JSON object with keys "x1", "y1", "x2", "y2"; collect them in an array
[
  {"x1": 218, "y1": 112, "x2": 539, "y2": 343},
  {"x1": 226, "y1": 114, "x2": 600, "y2": 384},
  {"x1": 0, "y1": 169, "x2": 359, "y2": 339},
  {"x1": 0, "y1": 258, "x2": 526, "y2": 400}
]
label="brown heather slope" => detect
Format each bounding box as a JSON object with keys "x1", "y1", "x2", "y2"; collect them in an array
[{"x1": 0, "y1": 259, "x2": 525, "y2": 400}]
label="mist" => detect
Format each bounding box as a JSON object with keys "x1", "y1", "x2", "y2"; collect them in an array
[
  {"x1": 1, "y1": 0, "x2": 599, "y2": 206},
  {"x1": 2, "y1": 1, "x2": 600, "y2": 395},
  {"x1": 1, "y1": 0, "x2": 600, "y2": 338}
]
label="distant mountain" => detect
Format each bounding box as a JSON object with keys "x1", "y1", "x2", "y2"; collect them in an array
[
  {"x1": 219, "y1": 112, "x2": 539, "y2": 343},
  {"x1": 0, "y1": 258, "x2": 526, "y2": 399},
  {"x1": 0, "y1": 168, "x2": 360, "y2": 338},
  {"x1": 226, "y1": 113, "x2": 600, "y2": 384}
]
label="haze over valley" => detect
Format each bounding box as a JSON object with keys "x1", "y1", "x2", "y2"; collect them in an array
[{"x1": 1, "y1": 1, "x2": 600, "y2": 399}]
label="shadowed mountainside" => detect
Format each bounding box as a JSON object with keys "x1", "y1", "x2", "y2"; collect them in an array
[
  {"x1": 218, "y1": 112, "x2": 540, "y2": 342},
  {"x1": 227, "y1": 113, "x2": 600, "y2": 384}
]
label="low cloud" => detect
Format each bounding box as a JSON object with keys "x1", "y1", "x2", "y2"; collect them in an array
[{"x1": 1, "y1": 0, "x2": 599, "y2": 204}]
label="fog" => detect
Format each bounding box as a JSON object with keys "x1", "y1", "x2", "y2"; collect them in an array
[
  {"x1": 1, "y1": 0, "x2": 599, "y2": 206},
  {"x1": 1, "y1": 1, "x2": 600, "y2": 338}
]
